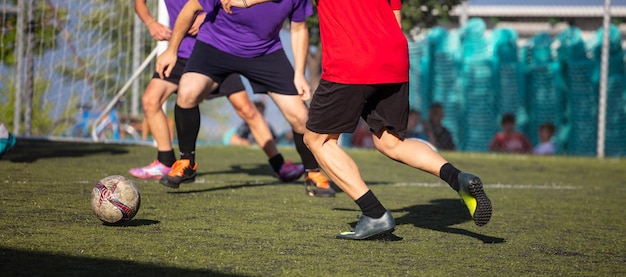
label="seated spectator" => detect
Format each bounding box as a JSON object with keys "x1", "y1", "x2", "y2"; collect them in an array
[
  {"x1": 425, "y1": 103, "x2": 456, "y2": 151},
  {"x1": 406, "y1": 109, "x2": 428, "y2": 140},
  {"x1": 350, "y1": 118, "x2": 374, "y2": 148},
  {"x1": 533, "y1": 122, "x2": 556, "y2": 155},
  {"x1": 489, "y1": 113, "x2": 532, "y2": 153},
  {"x1": 228, "y1": 101, "x2": 277, "y2": 146},
  {"x1": 0, "y1": 121, "x2": 16, "y2": 159}
]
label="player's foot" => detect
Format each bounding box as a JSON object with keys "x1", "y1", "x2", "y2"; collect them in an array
[
  {"x1": 304, "y1": 170, "x2": 335, "y2": 197},
  {"x1": 336, "y1": 210, "x2": 395, "y2": 240},
  {"x1": 277, "y1": 161, "x2": 304, "y2": 182},
  {"x1": 159, "y1": 159, "x2": 197, "y2": 189},
  {"x1": 129, "y1": 160, "x2": 171, "y2": 179},
  {"x1": 458, "y1": 172, "x2": 492, "y2": 226}
]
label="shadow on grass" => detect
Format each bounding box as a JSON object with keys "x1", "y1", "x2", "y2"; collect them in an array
[
  {"x1": 185, "y1": 167, "x2": 398, "y2": 196},
  {"x1": 168, "y1": 180, "x2": 285, "y2": 194},
  {"x1": 4, "y1": 138, "x2": 128, "y2": 163},
  {"x1": 196, "y1": 163, "x2": 275, "y2": 180},
  {"x1": 0, "y1": 247, "x2": 244, "y2": 276},
  {"x1": 336, "y1": 199, "x2": 506, "y2": 244},
  {"x1": 101, "y1": 219, "x2": 160, "y2": 227}
]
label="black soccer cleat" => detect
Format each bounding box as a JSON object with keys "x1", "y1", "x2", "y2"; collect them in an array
[{"x1": 458, "y1": 172, "x2": 492, "y2": 226}]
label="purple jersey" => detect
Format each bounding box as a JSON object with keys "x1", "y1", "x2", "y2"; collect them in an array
[
  {"x1": 195, "y1": 0, "x2": 312, "y2": 58},
  {"x1": 165, "y1": 0, "x2": 196, "y2": 59}
]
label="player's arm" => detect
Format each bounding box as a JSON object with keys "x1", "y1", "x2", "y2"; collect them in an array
[
  {"x1": 290, "y1": 20, "x2": 311, "y2": 101},
  {"x1": 155, "y1": 0, "x2": 204, "y2": 79},
  {"x1": 133, "y1": 0, "x2": 171, "y2": 41},
  {"x1": 188, "y1": 12, "x2": 207, "y2": 36},
  {"x1": 390, "y1": 0, "x2": 402, "y2": 27},
  {"x1": 221, "y1": 0, "x2": 272, "y2": 14}
]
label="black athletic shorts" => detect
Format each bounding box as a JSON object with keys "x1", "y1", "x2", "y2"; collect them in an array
[
  {"x1": 184, "y1": 41, "x2": 298, "y2": 96},
  {"x1": 307, "y1": 79, "x2": 410, "y2": 139},
  {"x1": 152, "y1": 57, "x2": 188, "y2": 85},
  {"x1": 152, "y1": 56, "x2": 246, "y2": 97}
]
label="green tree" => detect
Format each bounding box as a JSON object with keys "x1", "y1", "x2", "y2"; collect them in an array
[
  {"x1": 0, "y1": 1, "x2": 63, "y2": 65},
  {"x1": 0, "y1": 1, "x2": 64, "y2": 134},
  {"x1": 0, "y1": 75, "x2": 56, "y2": 136}
]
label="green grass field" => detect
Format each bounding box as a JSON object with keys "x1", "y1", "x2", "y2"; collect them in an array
[{"x1": 1, "y1": 139, "x2": 625, "y2": 276}]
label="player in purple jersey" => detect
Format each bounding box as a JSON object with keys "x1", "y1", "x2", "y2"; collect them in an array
[
  {"x1": 155, "y1": 0, "x2": 335, "y2": 197},
  {"x1": 129, "y1": 0, "x2": 304, "y2": 185}
]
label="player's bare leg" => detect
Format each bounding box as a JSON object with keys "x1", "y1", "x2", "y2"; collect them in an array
[
  {"x1": 227, "y1": 91, "x2": 303, "y2": 182},
  {"x1": 228, "y1": 91, "x2": 278, "y2": 157},
  {"x1": 268, "y1": 92, "x2": 334, "y2": 196},
  {"x1": 129, "y1": 78, "x2": 178, "y2": 179}
]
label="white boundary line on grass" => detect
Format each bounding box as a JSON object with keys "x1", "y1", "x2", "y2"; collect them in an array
[{"x1": 390, "y1": 182, "x2": 581, "y2": 190}]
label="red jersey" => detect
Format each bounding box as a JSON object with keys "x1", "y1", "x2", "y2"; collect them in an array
[
  {"x1": 489, "y1": 132, "x2": 533, "y2": 153},
  {"x1": 316, "y1": 0, "x2": 409, "y2": 84}
]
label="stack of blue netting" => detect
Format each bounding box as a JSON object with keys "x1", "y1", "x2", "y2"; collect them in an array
[
  {"x1": 526, "y1": 32, "x2": 563, "y2": 149},
  {"x1": 408, "y1": 38, "x2": 430, "y2": 113},
  {"x1": 458, "y1": 18, "x2": 495, "y2": 152},
  {"x1": 492, "y1": 28, "x2": 528, "y2": 138},
  {"x1": 427, "y1": 27, "x2": 462, "y2": 148},
  {"x1": 557, "y1": 27, "x2": 596, "y2": 156},
  {"x1": 589, "y1": 25, "x2": 626, "y2": 157}
]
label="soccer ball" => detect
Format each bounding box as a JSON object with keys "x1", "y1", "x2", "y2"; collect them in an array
[{"x1": 90, "y1": 175, "x2": 141, "y2": 224}]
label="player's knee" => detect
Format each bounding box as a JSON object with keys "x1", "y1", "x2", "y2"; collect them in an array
[
  {"x1": 285, "y1": 111, "x2": 307, "y2": 133},
  {"x1": 303, "y1": 130, "x2": 320, "y2": 150},
  {"x1": 177, "y1": 87, "x2": 201, "y2": 106},
  {"x1": 142, "y1": 95, "x2": 161, "y2": 114},
  {"x1": 373, "y1": 134, "x2": 401, "y2": 154},
  {"x1": 237, "y1": 104, "x2": 259, "y2": 121}
]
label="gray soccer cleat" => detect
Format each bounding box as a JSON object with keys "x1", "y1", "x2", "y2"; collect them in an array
[{"x1": 336, "y1": 210, "x2": 395, "y2": 240}]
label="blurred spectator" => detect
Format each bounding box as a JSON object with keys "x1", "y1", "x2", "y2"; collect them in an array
[
  {"x1": 533, "y1": 122, "x2": 556, "y2": 155},
  {"x1": 0, "y1": 121, "x2": 16, "y2": 159},
  {"x1": 350, "y1": 118, "x2": 375, "y2": 148},
  {"x1": 406, "y1": 109, "x2": 428, "y2": 140},
  {"x1": 276, "y1": 129, "x2": 295, "y2": 146},
  {"x1": 425, "y1": 103, "x2": 456, "y2": 151},
  {"x1": 489, "y1": 113, "x2": 532, "y2": 153},
  {"x1": 228, "y1": 101, "x2": 277, "y2": 146}
]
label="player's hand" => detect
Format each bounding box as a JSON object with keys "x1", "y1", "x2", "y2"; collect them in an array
[
  {"x1": 221, "y1": 0, "x2": 248, "y2": 14},
  {"x1": 188, "y1": 13, "x2": 207, "y2": 36},
  {"x1": 156, "y1": 50, "x2": 177, "y2": 79},
  {"x1": 294, "y1": 74, "x2": 311, "y2": 101},
  {"x1": 147, "y1": 21, "x2": 172, "y2": 41}
]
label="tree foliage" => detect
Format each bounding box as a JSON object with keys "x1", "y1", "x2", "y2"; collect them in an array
[
  {"x1": 400, "y1": 0, "x2": 461, "y2": 32},
  {"x1": 0, "y1": 0, "x2": 63, "y2": 66}
]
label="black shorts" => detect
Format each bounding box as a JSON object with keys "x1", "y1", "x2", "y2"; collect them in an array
[
  {"x1": 151, "y1": 57, "x2": 246, "y2": 97},
  {"x1": 307, "y1": 80, "x2": 409, "y2": 138},
  {"x1": 184, "y1": 41, "x2": 298, "y2": 96},
  {"x1": 152, "y1": 57, "x2": 188, "y2": 85}
]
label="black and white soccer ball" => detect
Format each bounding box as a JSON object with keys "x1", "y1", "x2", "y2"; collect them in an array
[{"x1": 91, "y1": 175, "x2": 141, "y2": 224}]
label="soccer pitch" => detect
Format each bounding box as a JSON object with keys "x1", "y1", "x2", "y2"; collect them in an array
[{"x1": 1, "y1": 139, "x2": 625, "y2": 276}]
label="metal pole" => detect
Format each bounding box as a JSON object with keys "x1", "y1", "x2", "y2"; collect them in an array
[
  {"x1": 157, "y1": 0, "x2": 169, "y2": 54},
  {"x1": 23, "y1": 0, "x2": 35, "y2": 136},
  {"x1": 131, "y1": 12, "x2": 142, "y2": 116},
  {"x1": 157, "y1": 0, "x2": 169, "y2": 113},
  {"x1": 597, "y1": 0, "x2": 611, "y2": 159},
  {"x1": 13, "y1": 1, "x2": 24, "y2": 135}
]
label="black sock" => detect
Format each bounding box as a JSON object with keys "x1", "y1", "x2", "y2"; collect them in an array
[
  {"x1": 355, "y1": 190, "x2": 387, "y2": 219},
  {"x1": 174, "y1": 104, "x2": 200, "y2": 165},
  {"x1": 268, "y1": 154, "x2": 285, "y2": 173},
  {"x1": 292, "y1": 131, "x2": 319, "y2": 170},
  {"x1": 440, "y1": 163, "x2": 461, "y2": 191},
  {"x1": 157, "y1": 150, "x2": 176, "y2": 167},
  {"x1": 180, "y1": 151, "x2": 195, "y2": 165}
]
